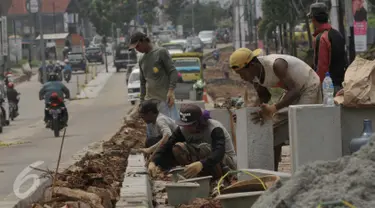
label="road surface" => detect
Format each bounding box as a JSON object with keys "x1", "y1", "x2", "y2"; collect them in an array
[
  {"x1": 0, "y1": 45, "x2": 230, "y2": 203},
  {"x1": 0, "y1": 57, "x2": 128, "y2": 202}
]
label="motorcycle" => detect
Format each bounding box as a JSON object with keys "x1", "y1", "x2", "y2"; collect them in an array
[
  {"x1": 0, "y1": 99, "x2": 8, "y2": 127},
  {"x1": 63, "y1": 70, "x2": 71, "y2": 83},
  {"x1": 46, "y1": 99, "x2": 66, "y2": 137},
  {"x1": 9, "y1": 94, "x2": 19, "y2": 121}
]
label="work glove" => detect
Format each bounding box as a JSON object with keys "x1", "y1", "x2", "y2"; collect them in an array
[
  {"x1": 166, "y1": 89, "x2": 175, "y2": 107},
  {"x1": 251, "y1": 104, "x2": 277, "y2": 125},
  {"x1": 183, "y1": 161, "x2": 203, "y2": 178},
  {"x1": 148, "y1": 162, "x2": 159, "y2": 178}
]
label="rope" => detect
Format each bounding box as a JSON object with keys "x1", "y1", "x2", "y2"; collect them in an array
[{"x1": 216, "y1": 170, "x2": 267, "y2": 195}]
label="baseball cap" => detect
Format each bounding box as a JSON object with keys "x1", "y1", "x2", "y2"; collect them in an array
[
  {"x1": 307, "y1": 2, "x2": 328, "y2": 18},
  {"x1": 229, "y1": 48, "x2": 263, "y2": 71},
  {"x1": 175, "y1": 104, "x2": 203, "y2": 126},
  {"x1": 128, "y1": 32, "x2": 148, "y2": 50}
]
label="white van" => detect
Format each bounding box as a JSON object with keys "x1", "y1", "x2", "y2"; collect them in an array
[{"x1": 127, "y1": 67, "x2": 141, "y2": 105}]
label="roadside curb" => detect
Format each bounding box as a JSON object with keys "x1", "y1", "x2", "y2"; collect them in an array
[
  {"x1": 116, "y1": 153, "x2": 153, "y2": 208},
  {"x1": 76, "y1": 69, "x2": 115, "y2": 99}
]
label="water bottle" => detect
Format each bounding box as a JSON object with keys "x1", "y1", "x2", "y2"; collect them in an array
[
  {"x1": 322, "y1": 72, "x2": 334, "y2": 106},
  {"x1": 349, "y1": 119, "x2": 373, "y2": 153}
]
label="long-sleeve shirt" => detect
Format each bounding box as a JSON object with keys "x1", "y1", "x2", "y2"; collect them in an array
[
  {"x1": 313, "y1": 23, "x2": 332, "y2": 83},
  {"x1": 139, "y1": 47, "x2": 178, "y2": 102},
  {"x1": 153, "y1": 119, "x2": 237, "y2": 170},
  {"x1": 39, "y1": 81, "x2": 70, "y2": 104}
]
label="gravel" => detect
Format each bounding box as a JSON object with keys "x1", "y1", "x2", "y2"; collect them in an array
[{"x1": 252, "y1": 135, "x2": 375, "y2": 208}]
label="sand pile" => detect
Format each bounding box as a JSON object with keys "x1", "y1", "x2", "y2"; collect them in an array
[{"x1": 253, "y1": 135, "x2": 375, "y2": 208}]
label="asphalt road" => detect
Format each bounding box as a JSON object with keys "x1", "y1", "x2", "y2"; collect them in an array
[
  {"x1": 0, "y1": 56, "x2": 133, "y2": 202},
  {"x1": 0, "y1": 45, "x2": 231, "y2": 202}
]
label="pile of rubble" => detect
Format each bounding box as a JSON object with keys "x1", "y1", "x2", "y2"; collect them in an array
[
  {"x1": 253, "y1": 135, "x2": 375, "y2": 207},
  {"x1": 32, "y1": 120, "x2": 146, "y2": 208}
]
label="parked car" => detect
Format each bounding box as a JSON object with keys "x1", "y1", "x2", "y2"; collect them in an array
[
  {"x1": 67, "y1": 52, "x2": 87, "y2": 72},
  {"x1": 114, "y1": 43, "x2": 137, "y2": 72},
  {"x1": 86, "y1": 47, "x2": 104, "y2": 64},
  {"x1": 161, "y1": 43, "x2": 185, "y2": 54},
  {"x1": 185, "y1": 37, "x2": 204, "y2": 53},
  {"x1": 198, "y1": 30, "x2": 217, "y2": 48},
  {"x1": 127, "y1": 66, "x2": 140, "y2": 105}
]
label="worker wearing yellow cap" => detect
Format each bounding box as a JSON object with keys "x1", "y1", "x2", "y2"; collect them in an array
[{"x1": 229, "y1": 48, "x2": 322, "y2": 171}]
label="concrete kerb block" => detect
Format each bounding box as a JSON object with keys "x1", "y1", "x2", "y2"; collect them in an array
[
  {"x1": 288, "y1": 104, "x2": 342, "y2": 173},
  {"x1": 209, "y1": 108, "x2": 235, "y2": 137},
  {"x1": 235, "y1": 107, "x2": 274, "y2": 171}
]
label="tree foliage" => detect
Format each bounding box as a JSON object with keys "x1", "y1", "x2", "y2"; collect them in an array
[
  {"x1": 78, "y1": 0, "x2": 157, "y2": 36},
  {"x1": 163, "y1": 0, "x2": 185, "y2": 27}
]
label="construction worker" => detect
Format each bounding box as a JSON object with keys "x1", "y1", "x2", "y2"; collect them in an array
[
  {"x1": 229, "y1": 48, "x2": 322, "y2": 171},
  {"x1": 148, "y1": 104, "x2": 237, "y2": 179},
  {"x1": 309, "y1": 2, "x2": 346, "y2": 94}
]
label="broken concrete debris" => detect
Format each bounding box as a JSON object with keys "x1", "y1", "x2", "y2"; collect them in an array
[
  {"x1": 32, "y1": 120, "x2": 145, "y2": 208},
  {"x1": 252, "y1": 135, "x2": 375, "y2": 208}
]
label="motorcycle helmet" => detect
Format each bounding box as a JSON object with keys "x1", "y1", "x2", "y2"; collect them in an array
[
  {"x1": 48, "y1": 72, "x2": 58, "y2": 81},
  {"x1": 7, "y1": 82, "x2": 14, "y2": 89}
]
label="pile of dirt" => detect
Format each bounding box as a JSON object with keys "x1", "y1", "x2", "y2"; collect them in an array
[
  {"x1": 253, "y1": 135, "x2": 375, "y2": 208},
  {"x1": 32, "y1": 120, "x2": 146, "y2": 208}
]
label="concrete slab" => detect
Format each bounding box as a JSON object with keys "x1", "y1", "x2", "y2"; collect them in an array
[
  {"x1": 209, "y1": 109, "x2": 235, "y2": 137},
  {"x1": 289, "y1": 104, "x2": 342, "y2": 172},
  {"x1": 235, "y1": 108, "x2": 274, "y2": 170}
]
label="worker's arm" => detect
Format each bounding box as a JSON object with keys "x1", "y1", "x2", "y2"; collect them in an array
[
  {"x1": 273, "y1": 58, "x2": 301, "y2": 110},
  {"x1": 148, "y1": 117, "x2": 174, "y2": 153},
  {"x1": 253, "y1": 83, "x2": 271, "y2": 104},
  {"x1": 139, "y1": 62, "x2": 146, "y2": 102},
  {"x1": 153, "y1": 127, "x2": 185, "y2": 167},
  {"x1": 159, "y1": 48, "x2": 178, "y2": 90},
  {"x1": 317, "y1": 33, "x2": 331, "y2": 83},
  {"x1": 200, "y1": 127, "x2": 226, "y2": 170}
]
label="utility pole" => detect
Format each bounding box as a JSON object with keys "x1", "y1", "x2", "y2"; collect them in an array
[
  {"x1": 253, "y1": 0, "x2": 258, "y2": 48},
  {"x1": 27, "y1": 0, "x2": 46, "y2": 83},
  {"x1": 238, "y1": 0, "x2": 242, "y2": 47},
  {"x1": 12, "y1": 19, "x2": 18, "y2": 63},
  {"x1": 192, "y1": 0, "x2": 195, "y2": 35},
  {"x1": 246, "y1": 0, "x2": 253, "y2": 43},
  {"x1": 330, "y1": 0, "x2": 339, "y2": 30},
  {"x1": 53, "y1": 1, "x2": 56, "y2": 33},
  {"x1": 344, "y1": 0, "x2": 355, "y2": 63}
]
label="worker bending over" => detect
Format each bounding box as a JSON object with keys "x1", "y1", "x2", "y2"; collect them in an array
[{"x1": 230, "y1": 48, "x2": 322, "y2": 170}]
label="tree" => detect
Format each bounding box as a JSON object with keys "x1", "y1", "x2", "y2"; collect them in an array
[
  {"x1": 138, "y1": 0, "x2": 159, "y2": 29},
  {"x1": 163, "y1": 0, "x2": 186, "y2": 27}
]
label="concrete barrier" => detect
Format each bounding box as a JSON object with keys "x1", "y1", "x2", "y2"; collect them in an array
[
  {"x1": 289, "y1": 104, "x2": 342, "y2": 172},
  {"x1": 235, "y1": 107, "x2": 274, "y2": 171},
  {"x1": 209, "y1": 108, "x2": 235, "y2": 138}
]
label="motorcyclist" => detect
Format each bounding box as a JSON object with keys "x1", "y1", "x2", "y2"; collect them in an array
[
  {"x1": 0, "y1": 80, "x2": 10, "y2": 125},
  {"x1": 6, "y1": 82, "x2": 20, "y2": 116},
  {"x1": 63, "y1": 59, "x2": 72, "y2": 73},
  {"x1": 39, "y1": 72, "x2": 70, "y2": 127}
]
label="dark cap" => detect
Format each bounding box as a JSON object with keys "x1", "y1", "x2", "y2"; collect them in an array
[
  {"x1": 139, "y1": 99, "x2": 160, "y2": 114},
  {"x1": 307, "y1": 2, "x2": 328, "y2": 18},
  {"x1": 128, "y1": 32, "x2": 147, "y2": 50},
  {"x1": 175, "y1": 104, "x2": 203, "y2": 126}
]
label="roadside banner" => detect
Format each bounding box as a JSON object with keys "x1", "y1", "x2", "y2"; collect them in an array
[{"x1": 352, "y1": 0, "x2": 368, "y2": 52}]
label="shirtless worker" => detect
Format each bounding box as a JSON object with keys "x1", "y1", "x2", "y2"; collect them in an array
[{"x1": 229, "y1": 48, "x2": 322, "y2": 170}]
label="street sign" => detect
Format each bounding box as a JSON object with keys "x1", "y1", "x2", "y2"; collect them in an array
[
  {"x1": 26, "y1": 0, "x2": 40, "y2": 14},
  {"x1": 1, "y1": 16, "x2": 8, "y2": 56}
]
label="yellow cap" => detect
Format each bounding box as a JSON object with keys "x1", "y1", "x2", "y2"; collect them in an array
[{"x1": 229, "y1": 48, "x2": 263, "y2": 71}]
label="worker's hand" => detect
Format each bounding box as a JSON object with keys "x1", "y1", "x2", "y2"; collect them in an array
[
  {"x1": 167, "y1": 89, "x2": 175, "y2": 107},
  {"x1": 183, "y1": 161, "x2": 203, "y2": 178},
  {"x1": 148, "y1": 162, "x2": 159, "y2": 178},
  {"x1": 251, "y1": 104, "x2": 277, "y2": 125},
  {"x1": 139, "y1": 148, "x2": 152, "y2": 155}
]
